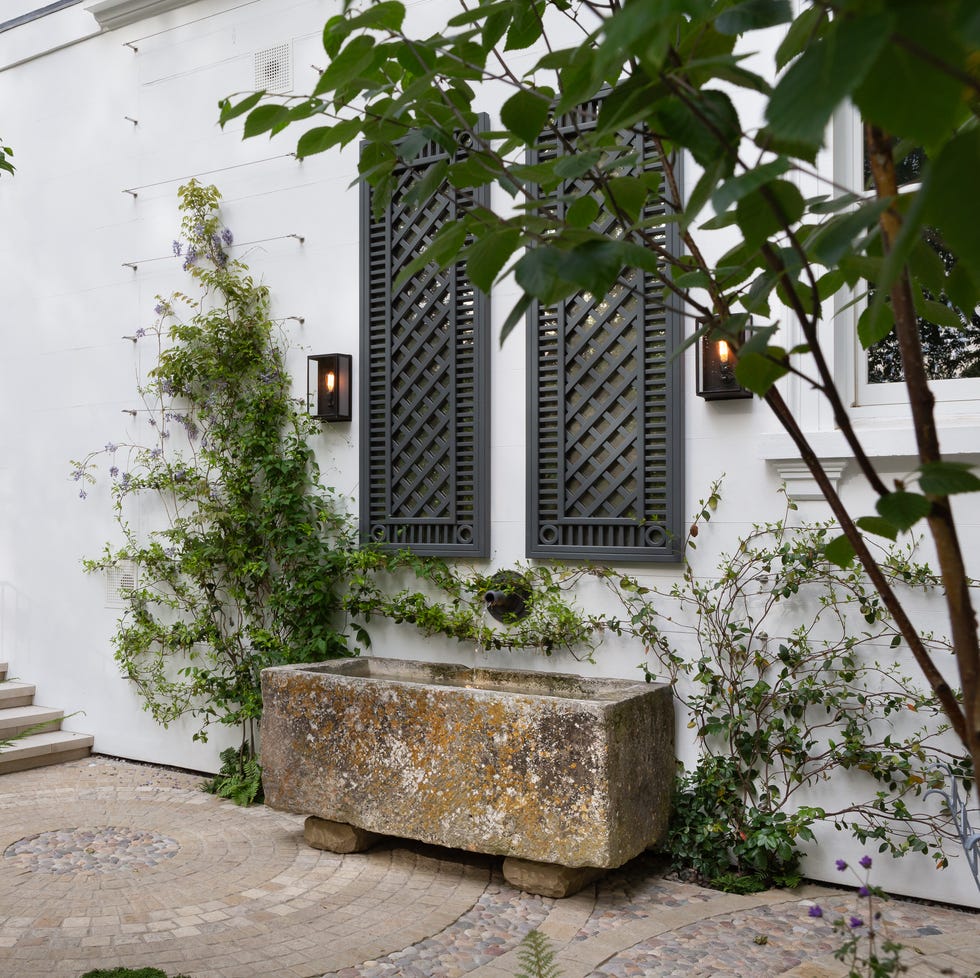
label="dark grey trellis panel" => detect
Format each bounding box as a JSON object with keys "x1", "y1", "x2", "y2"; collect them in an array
[
  {"x1": 527, "y1": 99, "x2": 684, "y2": 561},
  {"x1": 360, "y1": 122, "x2": 490, "y2": 555}
]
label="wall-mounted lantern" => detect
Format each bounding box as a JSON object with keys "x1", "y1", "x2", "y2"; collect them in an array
[
  {"x1": 696, "y1": 323, "x2": 752, "y2": 401},
  {"x1": 308, "y1": 353, "x2": 352, "y2": 421}
]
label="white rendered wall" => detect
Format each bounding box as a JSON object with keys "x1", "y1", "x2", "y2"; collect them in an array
[{"x1": 1, "y1": 0, "x2": 978, "y2": 906}]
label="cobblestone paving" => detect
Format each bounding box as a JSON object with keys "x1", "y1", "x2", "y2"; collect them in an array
[
  {"x1": 0, "y1": 757, "x2": 976, "y2": 978},
  {"x1": 5, "y1": 825, "x2": 181, "y2": 874}
]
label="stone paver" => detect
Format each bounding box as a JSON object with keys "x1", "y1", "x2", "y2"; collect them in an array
[{"x1": 0, "y1": 756, "x2": 977, "y2": 978}]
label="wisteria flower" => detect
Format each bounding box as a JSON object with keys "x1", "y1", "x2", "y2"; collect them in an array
[
  {"x1": 78, "y1": 489, "x2": 87, "y2": 500},
  {"x1": 109, "y1": 465, "x2": 119, "y2": 478},
  {"x1": 105, "y1": 442, "x2": 117, "y2": 453},
  {"x1": 172, "y1": 240, "x2": 183, "y2": 256},
  {"x1": 221, "y1": 227, "x2": 233, "y2": 246},
  {"x1": 183, "y1": 246, "x2": 198, "y2": 270},
  {"x1": 120, "y1": 472, "x2": 131, "y2": 487},
  {"x1": 135, "y1": 327, "x2": 146, "y2": 338}
]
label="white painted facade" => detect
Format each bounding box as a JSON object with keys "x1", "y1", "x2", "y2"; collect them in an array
[{"x1": 1, "y1": 0, "x2": 978, "y2": 906}]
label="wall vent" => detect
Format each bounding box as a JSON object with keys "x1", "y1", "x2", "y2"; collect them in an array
[
  {"x1": 106, "y1": 561, "x2": 138, "y2": 609},
  {"x1": 254, "y1": 42, "x2": 293, "y2": 94}
]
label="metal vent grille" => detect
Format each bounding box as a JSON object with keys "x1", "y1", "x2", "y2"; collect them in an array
[
  {"x1": 527, "y1": 100, "x2": 683, "y2": 561},
  {"x1": 254, "y1": 42, "x2": 292, "y2": 93},
  {"x1": 360, "y1": 120, "x2": 491, "y2": 556},
  {"x1": 105, "y1": 561, "x2": 138, "y2": 608}
]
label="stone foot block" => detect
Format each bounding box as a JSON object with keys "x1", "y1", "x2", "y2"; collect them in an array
[
  {"x1": 304, "y1": 816, "x2": 381, "y2": 854},
  {"x1": 502, "y1": 856, "x2": 604, "y2": 898}
]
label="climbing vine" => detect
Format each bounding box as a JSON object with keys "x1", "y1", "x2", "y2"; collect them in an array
[
  {"x1": 346, "y1": 486, "x2": 969, "y2": 887},
  {"x1": 73, "y1": 181, "x2": 354, "y2": 755}
]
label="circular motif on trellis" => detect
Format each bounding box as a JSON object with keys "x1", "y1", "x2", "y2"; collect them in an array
[
  {"x1": 3, "y1": 826, "x2": 180, "y2": 874},
  {"x1": 538, "y1": 524, "x2": 559, "y2": 545},
  {"x1": 371, "y1": 524, "x2": 388, "y2": 543},
  {"x1": 455, "y1": 524, "x2": 474, "y2": 544},
  {"x1": 644, "y1": 524, "x2": 667, "y2": 547}
]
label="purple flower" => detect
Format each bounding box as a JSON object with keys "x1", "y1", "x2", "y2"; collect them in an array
[
  {"x1": 221, "y1": 227, "x2": 233, "y2": 246},
  {"x1": 193, "y1": 222, "x2": 205, "y2": 237},
  {"x1": 848, "y1": 916, "x2": 864, "y2": 929},
  {"x1": 154, "y1": 302, "x2": 167, "y2": 316},
  {"x1": 858, "y1": 886, "x2": 870, "y2": 898},
  {"x1": 150, "y1": 447, "x2": 163, "y2": 458},
  {"x1": 808, "y1": 905, "x2": 823, "y2": 918},
  {"x1": 835, "y1": 860, "x2": 847, "y2": 871},
  {"x1": 172, "y1": 240, "x2": 183, "y2": 256},
  {"x1": 71, "y1": 468, "x2": 83, "y2": 482},
  {"x1": 78, "y1": 489, "x2": 87, "y2": 499},
  {"x1": 135, "y1": 327, "x2": 146, "y2": 338},
  {"x1": 109, "y1": 465, "x2": 119, "y2": 478},
  {"x1": 105, "y1": 442, "x2": 117, "y2": 453},
  {"x1": 120, "y1": 472, "x2": 131, "y2": 487},
  {"x1": 859, "y1": 855, "x2": 873, "y2": 869},
  {"x1": 182, "y1": 246, "x2": 198, "y2": 270}
]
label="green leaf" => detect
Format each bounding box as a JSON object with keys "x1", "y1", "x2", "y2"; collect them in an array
[
  {"x1": 915, "y1": 298, "x2": 964, "y2": 331},
  {"x1": 711, "y1": 158, "x2": 791, "y2": 215},
  {"x1": 296, "y1": 121, "x2": 361, "y2": 158},
  {"x1": 603, "y1": 176, "x2": 648, "y2": 224},
  {"x1": 775, "y1": 4, "x2": 827, "y2": 71},
  {"x1": 876, "y1": 491, "x2": 931, "y2": 530},
  {"x1": 218, "y1": 91, "x2": 264, "y2": 127},
  {"x1": 734, "y1": 349, "x2": 787, "y2": 394},
  {"x1": 515, "y1": 246, "x2": 565, "y2": 302},
  {"x1": 806, "y1": 198, "x2": 890, "y2": 266},
  {"x1": 853, "y1": 6, "x2": 966, "y2": 150},
  {"x1": 401, "y1": 159, "x2": 449, "y2": 208},
  {"x1": 500, "y1": 88, "x2": 551, "y2": 145},
  {"x1": 313, "y1": 35, "x2": 377, "y2": 96},
  {"x1": 392, "y1": 220, "x2": 468, "y2": 290},
  {"x1": 553, "y1": 149, "x2": 604, "y2": 181},
  {"x1": 566, "y1": 195, "x2": 600, "y2": 228},
  {"x1": 715, "y1": 0, "x2": 792, "y2": 35},
  {"x1": 505, "y1": 0, "x2": 544, "y2": 50},
  {"x1": 824, "y1": 534, "x2": 856, "y2": 568},
  {"x1": 765, "y1": 13, "x2": 891, "y2": 150},
  {"x1": 658, "y1": 89, "x2": 740, "y2": 172},
  {"x1": 855, "y1": 516, "x2": 898, "y2": 541},
  {"x1": 921, "y1": 128, "x2": 980, "y2": 294},
  {"x1": 856, "y1": 300, "x2": 894, "y2": 349},
  {"x1": 500, "y1": 294, "x2": 533, "y2": 345},
  {"x1": 918, "y1": 461, "x2": 980, "y2": 496},
  {"x1": 243, "y1": 104, "x2": 291, "y2": 138},
  {"x1": 464, "y1": 228, "x2": 521, "y2": 294},
  {"x1": 734, "y1": 180, "x2": 804, "y2": 247}
]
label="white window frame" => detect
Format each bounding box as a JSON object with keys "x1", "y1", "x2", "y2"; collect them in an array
[{"x1": 832, "y1": 104, "x2": 980, "y2": 423}]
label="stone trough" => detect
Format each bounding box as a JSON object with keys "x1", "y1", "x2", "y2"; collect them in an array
[{"x1": 260, "y1": 657, "x2": 674, "y2": 896}]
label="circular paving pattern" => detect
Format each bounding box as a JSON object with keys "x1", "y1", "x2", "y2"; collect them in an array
[{"x1": 4, "y1": 825, "x2": 181, "y2": 874}]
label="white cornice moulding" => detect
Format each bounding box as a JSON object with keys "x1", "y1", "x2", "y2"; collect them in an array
[{"x1": 85, "y1": 0, "x2": 201, "y2": 29}]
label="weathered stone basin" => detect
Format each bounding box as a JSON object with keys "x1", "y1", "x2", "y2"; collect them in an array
[{"x1": 261, "y1": 657, "x2": 673, "y2": 887}]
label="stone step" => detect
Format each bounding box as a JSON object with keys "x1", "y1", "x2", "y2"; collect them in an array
[
  {"x1": 0, "y1": 682, "x2": 36, "y2": 709},
  {"x1": 0, "y1": 662, "x2": 7, "y2": 681},
  {"x1": 0, "y1": 704, "x2": 63, "y2": 739},
  {"x1": 0, "y1": 730, "x2": 94, "y2": 775}
]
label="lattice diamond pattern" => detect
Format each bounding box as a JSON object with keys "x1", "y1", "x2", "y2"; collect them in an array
[
  {"x1": 527, "y1": 99, "x2": 683, "y2": 560},
  {"x1": 361, "y1": 124, "x2": 490, "y2": 555}
]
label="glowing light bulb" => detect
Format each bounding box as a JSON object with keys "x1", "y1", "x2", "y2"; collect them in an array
[
  {"x1": 326, "y1": 371, "x2": 336, "y2": 394},
  {"x1": 718, "y1": 340, "x2": 731, "y2": 364}
]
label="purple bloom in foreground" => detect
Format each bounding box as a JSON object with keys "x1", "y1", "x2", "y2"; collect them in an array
[
  {"x1": 78, "y1": 489, "x2": 87, "y2": 499},
  {"x1": 808, "y1": 905, "x2": 823, "y2": 918},
  {"x1": 172, "y1": 240, "x2": 182, "y2": 256},
  {"x1": 135, "y1": 327, "x2": 146, "y2": 338},
  {"x1": 109, "y1": 466, "x2": 119, "y2": 478},
  {"x1": 183, "y1": 246, "x2": 198, "y2": 270},
  {"x1": 221, "y1": 227, "x2": 233, "y2": 246},
  {"x1": 858, "y1": 886, "x2": 870, "y2": 898},
  {"x1": 859, "y1": 855, "x2": 873, "y2": 869},
  {"x1": 849, "y1": 916, "x2": 864, "y2": 929},
  {"x1": 835, "y1": 859, "x2": 847, "y2": 871},
  {"x1": 105, "y1": 442, "x2": 117, "y2": 453}
]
